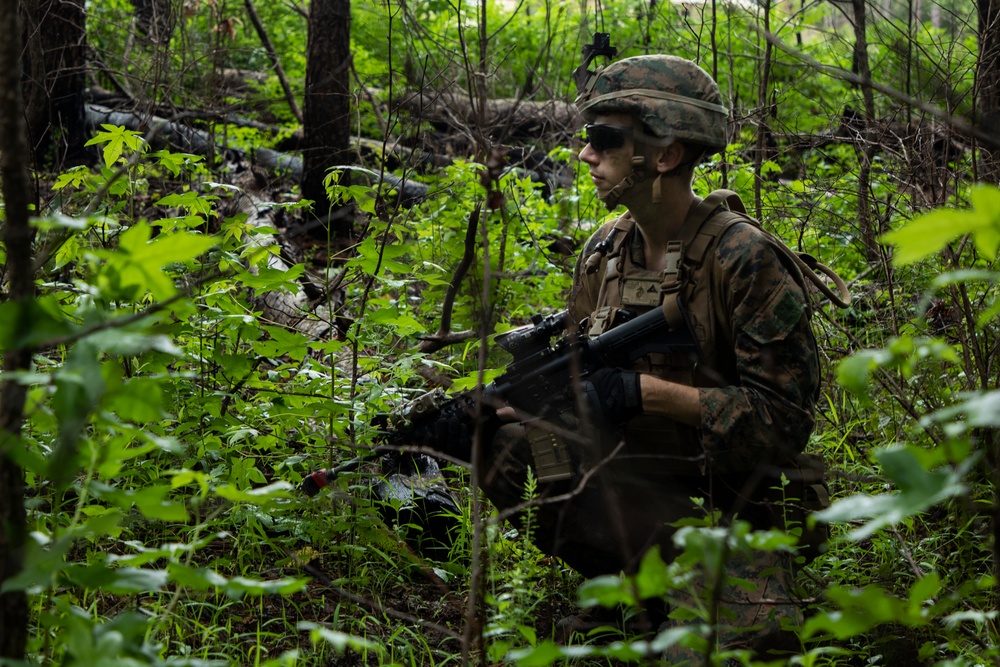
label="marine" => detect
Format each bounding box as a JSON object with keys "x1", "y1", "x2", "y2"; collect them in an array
[{"x1": 477, "y1": 53, "x2": 831, "y2": 660}]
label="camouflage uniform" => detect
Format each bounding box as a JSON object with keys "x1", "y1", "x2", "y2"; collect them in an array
[
  {"x1": 481, "y1": 215, "x2": 821, "y2": 570},
  {"x1": 478, "y1": 54, "x2": 822, "y2": 658}
]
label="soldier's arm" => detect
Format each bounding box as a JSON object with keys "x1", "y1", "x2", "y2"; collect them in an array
[
  {"x1": 693, "y1": 223, "x2": 820, "y2": 472},
  {"x1": 638, "y1": 375, "x2": 700, "y2": 426}
]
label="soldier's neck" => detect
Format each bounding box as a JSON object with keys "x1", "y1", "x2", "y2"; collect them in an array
[{"x1": 627, "y1": 185, "x2": 696, "y2": 272}]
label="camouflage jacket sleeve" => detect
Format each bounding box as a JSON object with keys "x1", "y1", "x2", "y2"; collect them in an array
[{"x1": 697, "y1": 223, "x2": 820, "y2": 472}]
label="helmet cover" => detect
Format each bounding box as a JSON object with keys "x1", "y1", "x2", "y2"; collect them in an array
[{"x1": 576, "y1": 55, "x2": 728, "y2": 154}]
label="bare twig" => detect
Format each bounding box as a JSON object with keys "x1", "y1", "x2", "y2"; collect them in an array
[{"x1": 415, "y1": 204, "x2": 482, "y2": 354}]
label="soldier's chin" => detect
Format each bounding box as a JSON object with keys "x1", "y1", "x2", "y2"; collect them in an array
[{"x1": 597, "y1": 190, "x2": 617, "y2": 210}]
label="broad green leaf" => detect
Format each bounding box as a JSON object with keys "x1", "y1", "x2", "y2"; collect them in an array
[
  {"x1": 129, "y1": 485, "x2": 189, "y2": 521},
  {"x1": 881, "y1": 185, "x2": 1000, "y2": 264},
  {"x1": 108, "y1": 535, "x2": 218, "y2": 566},
  {"x1": 835, "y1": 349, "x2": 889, "y2": 397},
  {"x1": 926, "y1": 391, "x2": 1000, "y2": 429},
  {"x1": 213, "y1": 481, "x2": 293, "y2": 502},
  {"x1": 88, "y1": 329, "x2": 183, "y2": 356},
  {"x1": 577, "y1": 574, "x2": 637, "y2": 608},
  {"x1": 812, "y1": 446, "x2": 967, "y2": 540},
  {"x1": 0, "y1": 297, "x2": 74, "y2": 350},
  {"x1": 50, "y1": 340, "x2": 104, "y2": 487},
  {"x1": 908, "y1": 572, "x2": 941, "y2": 617},
  {"x1": 85, "y1": 124, "x2": 146, "y2": 167},
  {"x1": 236, "y1": 264, "x2": 305, "y2": 290},
  {"x1": 366, "y1": 306, "x2": 424, "y2": 335},
  {"x1": 107, "y1": 376, "x2": 167, "y2": 422},
  {"x1": 299, "y1": 622, "x2": 386, "y2": 657},
  {"x1": 63, "y1": 564, "x2": 170, "y2": 594},
  {"x1": 89, "y1": 482, "x2": 188, "y2": 521},
  {"x1": 803, "y1": 586, "x2": 911, "y2": 639},
  {"x1": 156, "y1": 190, "x2": 217, "y2": 217},
  {"x1": 634, "y1": 546, "x2": 669, "y2": 599},
  {"x1": 880, "y1": 209, "x2": 982, "y2": 264},
  {"x1": 504, "y1": 639, "x2": 574, "y2": 666}
]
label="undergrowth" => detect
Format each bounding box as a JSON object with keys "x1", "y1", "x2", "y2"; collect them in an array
[{"x1": 3, "y1": 82, "x2": 999, "y2": 667}]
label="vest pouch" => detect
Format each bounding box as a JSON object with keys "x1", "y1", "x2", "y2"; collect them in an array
[
  {"x1": 621, "y1": 277, "x2": 663, "y2": 308},
  {"x1": 617, "y1": 415, "x2": 707, "y2": 477}
]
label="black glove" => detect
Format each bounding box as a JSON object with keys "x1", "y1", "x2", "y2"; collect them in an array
[
  {"x1": 581, "y1": 367, "x2": 643, "y2": 427},
  {"x1": 432, "y1": 416, "x2": 472, "y2": 460}
]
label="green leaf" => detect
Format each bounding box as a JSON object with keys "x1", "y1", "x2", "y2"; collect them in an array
[
  {"x1": 908, "y1": 572, "x2": 941, "y2": 618},
  {"x1": 926, "y1": 391, "x2": 1000, "y2": 429},
  {"x1": 0, "y1": 297, "x2": 74, "y2": 350},
  {"x1": 577, "y1": 574, "x2": 636, "y2": 608},
  {"x1": 108, "y1": 535, "x2": 218, "y2": 566},
  {"x1": 50, "y1": 340, "x2": 104, "y2": 488},
  {"x1": 881, "y1": 185, "x2": 1000, "y2": 264},
  {"x1": 156, "y1": 190, "x2": 217, "y2": 217},
  {"x1": 1, "y1": 533, "x2": 73, "y2": 593},
  {"x1": 64, "y1": 564, "x2": 170, "y2": 594},
  {"x1": 213, "y1": 481, "x2": 293, "y2": 502},
  {"x1": 299, "y1": 622, "x2": 387, "y2": 657},
  {"x1": 85, "y1": 124, "x2": 146, "y2": 167},
  {"x1": 634, "y1": 546, "x2": 669, "y2": 599},
  {"x1": 812, "y1": 446, "x2": 967, "y2": 540},
  {"x1": 106, "y1": 222, "x2": 217, "y2": 299},
  {"x1": 236, "y1": 264, "x2": 305, "y2": 290},
  {"x1": 835, "y1": 349, "x2": 889, "y2": 397},
  {"x1": 803, "y1": 585, "x2": 910, "y2": 639},
  {"x1": 504, "y1": 639, "x2": 576, "y2": 667},
  {"x1": 106, "y1": 376, "x2": 167, "y2": 422},
  {"x1": 129, "y1": 485, "x2": 190, "y2": 521}
]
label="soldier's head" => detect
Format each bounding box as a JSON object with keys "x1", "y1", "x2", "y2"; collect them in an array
[{"x1": 575, "y1": 55, "x2": 728, "y2": 209}]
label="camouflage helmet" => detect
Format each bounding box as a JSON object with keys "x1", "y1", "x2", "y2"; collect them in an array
[{"x1": 576, "y1": 55, "x2": 728, "y2": 154}]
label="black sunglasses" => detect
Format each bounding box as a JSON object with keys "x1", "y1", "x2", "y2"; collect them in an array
[{"x1": 583, "y1": 124, "x2": 632, "y2": 153}]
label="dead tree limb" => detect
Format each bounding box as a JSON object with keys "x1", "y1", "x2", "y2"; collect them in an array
[
  {"x1": 415, "y1": 204, "x2": 480, "y2": 354},
  {"x1": 83, "y1": 103, "x2": 429, "y2": 204}
]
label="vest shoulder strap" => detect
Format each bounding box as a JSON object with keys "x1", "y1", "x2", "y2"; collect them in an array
[
  {"x1": 683, "y1": 189, "x2": 758, "y2": 267},
  {"x1": 583, "y1": 214, "x2": 636, "y2": 275},
  {"x1": 691, "y1": 190, "x2": 852, "y2": 309}
]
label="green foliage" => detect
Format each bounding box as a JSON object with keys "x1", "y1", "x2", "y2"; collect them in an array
[
  {"x1": 808, "y1": 186, "x2": 1000, "y2": 664},
  {"x1": 6, "y1": 0, "x2": 1000, "y2": 664}
]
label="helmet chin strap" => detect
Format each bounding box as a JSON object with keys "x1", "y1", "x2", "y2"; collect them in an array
[{"x1": 599, "y1": 156, "x2": 658, "y2": 211}]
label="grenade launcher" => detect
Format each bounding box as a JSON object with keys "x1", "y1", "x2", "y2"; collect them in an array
[{"x1": 300, "y1": 304, "x2": 697, "y2": 496}]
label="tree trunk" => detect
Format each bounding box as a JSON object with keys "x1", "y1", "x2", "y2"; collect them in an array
[
  {"x1": 301, "y1": 0, "x2": 353, "y2": 241},
  {"x1": 0, "y1": 0, "x2": 35, "y2": 660},
  {"x1": 19, "y1": 0, "x2": 88, "y2": 171},
  {"x1": 977, "y1": 0, "x2": 1000, "y2": 182},
  {"x1": 851, "y1": 0, "x2": 880, "y2": 264}
]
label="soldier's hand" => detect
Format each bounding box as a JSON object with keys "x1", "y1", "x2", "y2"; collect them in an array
[
  {"x1": 433, "y1": 416, "x2": 472, "y2": 458},
  {"x1": 581, "y1": 367, "x2": 643, "y2": 427}
]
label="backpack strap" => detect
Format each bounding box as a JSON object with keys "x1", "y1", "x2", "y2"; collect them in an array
[
  {"x1": 660, "y1": 190, "x2": 750, "y2": 329},
  {"x1": 681, "y1": 190, "x2": 852, "y2": 310}
]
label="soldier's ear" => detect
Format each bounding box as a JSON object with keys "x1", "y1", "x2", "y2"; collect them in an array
[{"x1": 655, "y1": 142, "x2": 685, "y2": 173}]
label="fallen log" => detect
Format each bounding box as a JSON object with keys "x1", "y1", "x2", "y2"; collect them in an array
[
  {"x1": 83, "y1": 103, "x2": 430, "y2": 205},
  {"x1": 221, "y1": 165, "x2": 345, "y2": 340},
  {"x1": 395, "y1": 91, "x2": 581, "y2": 145}
]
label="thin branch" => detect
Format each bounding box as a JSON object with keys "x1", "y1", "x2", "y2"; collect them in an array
[
  {"x1": 415, "y1": 204, "x2": 482, "y2": 354},
  {"x1": 243, "y1": 0, "x2": 303, "y2": 123},
  {"x1": 752, "y1": 24, "x2": 1000, "y2": 149}
]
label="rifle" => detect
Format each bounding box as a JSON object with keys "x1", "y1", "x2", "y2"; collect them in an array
[{"x1": 301, "y1": 304, "x2": 697, "y2": 496}]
